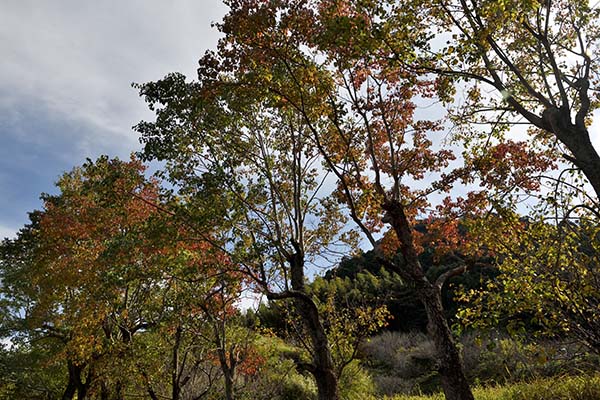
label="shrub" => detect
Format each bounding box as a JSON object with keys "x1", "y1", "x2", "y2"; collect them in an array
[
  {"x1": 503, "y1": 374, "x2": 600, "y2": 400},
  {"x1": 338, "y1": 360, "x2": 376, "y2": 400},
  {"x1": 362, "y1": 331, "x2": 438, "y2": 396}
]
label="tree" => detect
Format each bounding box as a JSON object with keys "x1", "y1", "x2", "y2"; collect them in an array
[
  {"x1": 0, "y1": 338, "x2": 65, "y2": 399},
  {"x1": 394, "y1": 0, "x2": 600, "y2": 201},
  {"x1": 132, "y1": 1, "x2": 553, "y2": 399},
  {"x1": 458, "y1": 208, "x2": 600, "y2": 353},
  {"x1": 1, "y1": 156, "x2": 189, "y2": 399},
  {"x1": 136, "y1": 72, "x2": 354, "y2": 398},
  {"x1": 385, "y1": 0, "x2": 600, "y2": 354}
]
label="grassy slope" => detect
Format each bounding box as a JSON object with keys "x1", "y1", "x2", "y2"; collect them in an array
[{"x1": 387, "y1": 374, "x2": 600, "y2": 400}]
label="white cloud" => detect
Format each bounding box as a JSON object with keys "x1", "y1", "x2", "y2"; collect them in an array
[{"x1": 0, "y1": 0, "x2": 227, "y2": 152}]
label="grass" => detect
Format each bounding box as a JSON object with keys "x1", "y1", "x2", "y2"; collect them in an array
[{"x1": 387, "y1": 374, "x2": 600, "y2": 400}]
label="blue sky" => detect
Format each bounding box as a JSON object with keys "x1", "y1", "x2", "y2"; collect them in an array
[{"x1": 0, "y1": 0, "x2": 227, "y2": 238}]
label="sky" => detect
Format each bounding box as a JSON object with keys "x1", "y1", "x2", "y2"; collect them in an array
[{"x1": 0, "y1": 0, "x2": 228, "y2": 239}]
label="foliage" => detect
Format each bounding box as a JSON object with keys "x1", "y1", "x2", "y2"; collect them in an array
[
  {"x1": 338, "y1": 360, "x2": 377, "y2": 400},
  {"x1": 326, "y1": 246, "x2": 498, "y2": 332},
  {"x1": 308, "y1": 275, "x2": 391, "y2": 366},
  {"x1": 0, "y1": 155, "x2": 251, "y2": 399},
  {"x1": 457, "y1": 209, "x2": 600, "y2": 353},
  {"x1": 239, "y1": 334, "x2": 317, "y2": 400},
  {"x1": 134, "y1": 1, "x2": 553, "y2": 397},
  {"x1": 5, "y1": 0, "x2": 600, "y2": 399},
  {"x1": 0, "y1": 342, "x2": 64, "y2": 400},
  {"x1": 399, "y1": 0, "x2": 600, "y2": 197}
]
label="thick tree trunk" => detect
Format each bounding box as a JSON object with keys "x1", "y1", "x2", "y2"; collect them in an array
[
  {"x1": 294, "y1": 295, "x2": 340, "y2": 400},
  {"x1": 288, "y1": 246, "x2": 340, "y2": 400},
  {"x1": 313, "y1": 364, "x2": 339, "y2": 400},
  {"x1": 542, "y1": 107, "x2": 600, "y2": 200},
  {"x1": 383, "y1": 200, "x2": 474, "y2": 400},
  {"x1": 561, "y1": 130, "x2": 600, "y2": 199},
  {"x1": 420, "y1": 285, "x2": 474, "y2": 400}
]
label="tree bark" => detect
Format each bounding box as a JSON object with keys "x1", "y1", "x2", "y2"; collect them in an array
[
  {"x1": 215, "y1": 330, "x2": 236, "y2": 400},
  {"x1": 172, "y1": 325, "x2": 182, "y2": 400},
  {"x1": 382, "y1": 200, "x2": 474, "y2": 400},
  {"x1": 540, "y1": 106, "x2": 600, "y2": 199},
  {"x1": 223, "y1": 368, "x2": 235, "y2": 400},
  {"x1": 293, "y1": 295, "x2": 340, "y2": 400},
  {"x1": 288, "y1": 246, "x2": 340, "y2": 400},
  {"x1": 420, "y1": 285, "x2": 474, "y2": 400},
  {"x1": 62, "y1": 360, "x2": 89, "y2": 400},
  {"x1": 61, "y1": 361, "x2": 78, "y2": 400},
  {"x1": 216, "y1": 346, "x2": 235, "y2": 400}
]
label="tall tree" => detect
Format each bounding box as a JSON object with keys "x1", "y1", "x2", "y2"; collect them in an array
[
  {"x1": 133, "y1": 1, "x2": 553, "y2": 399},
  {"x1": 386, "y1": 0, "x2": 600, "y2": 355},
  {"x1": 395, "y1": 0, "x2": 600, "y2": 201},
  {"x1": 136, "y1": 76, "x2": 353, "y2": 398}
]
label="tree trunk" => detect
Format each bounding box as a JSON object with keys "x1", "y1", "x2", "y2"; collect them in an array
[
  {"x1": 61, "y1": 363, "x2": 77, "y2": 400},
  {"x1": 288, "y1": 246, "x2": 340, "y2": 400},
  {"x1": 542, "y1": 107, "x2": 600, "y2": 199},
  {"x1": 313, "y1": 364, "x2": 340, "y2": 400},
  {"x1": 216, "y1": 336, "x2": 236, "y2": 400},
  {"x1": 172, "y1": 325, "x2": 182, "y2": 400},
  {"x1": 63, "y1": 360, "x2": 87, "y2": 400},
  {"x1": 294, "y1": 295, "x2": 340, "y2": 400},
  {"x1": 420, "y1": 285, "x2": 474, "y2": 400},
  {"x1": 224, "y1": 369, "x2": 235, "y2": 400},
  {"x1": 100, "y1": 382, "x2": 109, "y2": 400},
  {"x1": 383, "y1": 200, "x2": 474, "y2": 400}
]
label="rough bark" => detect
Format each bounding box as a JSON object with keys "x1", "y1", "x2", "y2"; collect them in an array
[
  {"x1": 288, "y1": 245, "x2": 340, "y2": 400},
  {"x1": 383, "y1": 200, "x2": 474, "y2": 400},
  {"x1": 420, "y1": 285, "x2": 474, "y2": 400}
]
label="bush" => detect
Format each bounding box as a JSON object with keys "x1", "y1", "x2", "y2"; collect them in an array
[
  {"x1": 503, "y1": 374, "x2": 600, "y2": 400},
  {"x1": 362, "y1": 331, "x2": 438, "y2": 396},
  {"x1": 338, "y1": 360, "x2": 376, "y2": 400},
  {"x1": 460, "y1": 332, "x2": 600, "y2": 385},
  {"x1": 240, "y1": 335, "x2": 317, "y2": 400},
  {"x1": 364, "y1": 330, "x2": 600, "y2": 397}
]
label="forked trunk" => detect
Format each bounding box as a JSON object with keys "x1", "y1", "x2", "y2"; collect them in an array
[
  {"x1": 62, "y1": 360, "x2": 88, "y2": 400},
  {"x1": 294, "y1": 296, "x2": 340, "y2": 400}
]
